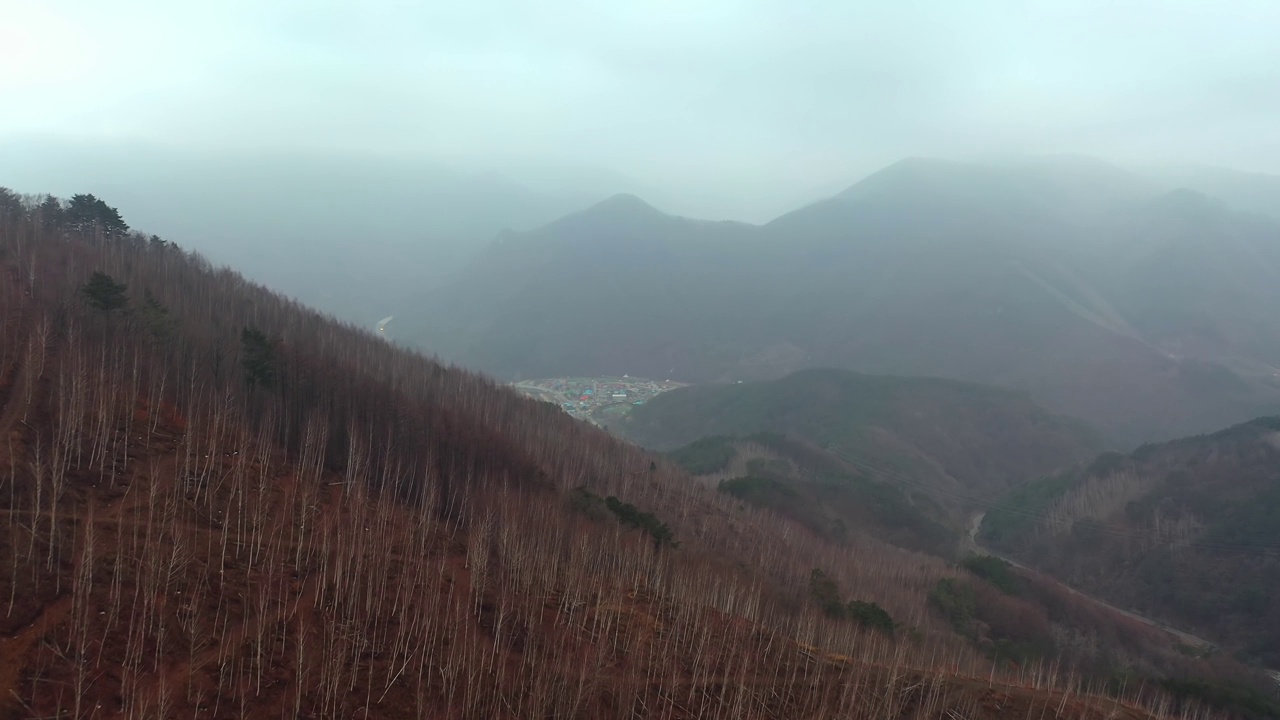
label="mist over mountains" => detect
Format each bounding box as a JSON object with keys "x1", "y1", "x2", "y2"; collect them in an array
[
  {"x1": 10, "y1": 0, "x2": 1280, "y2": 714},
  {"x1": 9, "y1": 143, "x2": 1280, "y2": 444},
  {"x1": 0, "y1": 139, "x2": 623, "y2": 322},
  {"x1": 9, "y1": 148, "x2": 1280, "y2": 719},
  {"x1": 14, "y1": 195, "x2": 1273, "y2": 720},
  {"x1": 405, "y1": 155, "x2": 1280, "y2": 444}
]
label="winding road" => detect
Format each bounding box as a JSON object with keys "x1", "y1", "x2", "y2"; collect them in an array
[
  {"x1": 969, "y1": 514, "x2": 1280, "y2": 688},
  {"x1": 966, "y1": 512, "x2": 1218, "y2": 651}
]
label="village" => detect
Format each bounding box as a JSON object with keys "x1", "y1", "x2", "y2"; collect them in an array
[{"x1": 510, "y1": 375, "x2": 684, "y2": 424}]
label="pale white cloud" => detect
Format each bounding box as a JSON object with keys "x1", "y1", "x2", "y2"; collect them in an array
[{"x1": 3, "y1": 0, "x2": 1280, "y2": 218}]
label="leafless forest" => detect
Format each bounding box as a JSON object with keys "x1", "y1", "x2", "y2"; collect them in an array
[{"x1": 0, "y1": 194, "x2": 1243, "y2": 718}]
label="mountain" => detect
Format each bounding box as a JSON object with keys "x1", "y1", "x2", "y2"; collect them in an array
[
  {"x1": 1143, "y1": 164, "x2": 1280, "y2": 222},
  {"x1": 405, "y1": 193, "x2": 766, "y2": 379},
  {"x1": 614, "y1": 368, "x2": 1106, "y2": 544},
  {"x1": 980, "y1": 417, "x2": 1280, "y2": 667},
  {"x1": 5, "y1": 191, "x2": 1275, "y2": 718},
  {"x1": 0, "y1": 138, "x2": 605, "y2": 325},
  {"x1": 415, "y1": 156, "x2": 1280, "y2": 444}
]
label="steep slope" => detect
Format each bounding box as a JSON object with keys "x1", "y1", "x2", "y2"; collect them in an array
[
  {"x1": 1097, "y1": 190, "x2": 1280, "y2": 371},
  {"x1": 980, "y1": 417, "x2": 1280, "y2": 667},
  {"x1": 414, "y1": 156, "x2": 1280, "y2": 444},
  {"x1": 4, "y1": 196, "x2": 1252, "y2": 717}
]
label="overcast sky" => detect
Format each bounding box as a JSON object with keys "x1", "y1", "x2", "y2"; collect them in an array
[{"x1": 3, "y1": 0, "x2": 1280, "y2": 220}]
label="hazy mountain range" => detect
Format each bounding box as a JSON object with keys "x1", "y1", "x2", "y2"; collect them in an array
[
  {"x1": 7, "y1": 147, "x2": 1280, "y2": 444},
  {"x1": 411, "y1": 156, "x2": 1280, "y2": 444}
]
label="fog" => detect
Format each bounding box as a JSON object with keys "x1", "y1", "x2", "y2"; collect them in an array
[
  {"x1": 5, "y1": 0, "x2": 1280, "y2": 326},
  {"x1": 5, "y1": 0, "x2": 1280, "y2": 222}
]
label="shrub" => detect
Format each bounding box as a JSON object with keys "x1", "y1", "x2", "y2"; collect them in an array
[
  {"x1": 809, "y1": 569, "x2": 846, "y2": 618},
  {"x1": 567, "y1": 486, "x2": 608, "y2": 520},
  {"x1": 929, "y1": 578, "x2": 976, "y2": 633},
  {"x1": 846, "y1": 600, "x2": 895, "y2": 633},
  {"x1": 604, "y1": 496, "x2": 677, "y2": 548},
  {"x1": 961, "y1": 554, "x2": 1021, "y2": 595},
  {"x1": 718, "y1": 476, "x2": 798, "y2": 502}
]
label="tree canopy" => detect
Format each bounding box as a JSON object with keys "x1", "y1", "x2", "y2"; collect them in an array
[
  {"x1": 241, "y1": 326, "x2": 279, "y2": 389},
  {"x1": 80, "y1": 271, "x2": 129, "y2": 312},
  {"x1": 67, "y1": 193, "x2": 129, "y2": 235}
]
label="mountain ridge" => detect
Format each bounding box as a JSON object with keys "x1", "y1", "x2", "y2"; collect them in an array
[
  {"x1": 617, "y1": 367, "x2": 1108, "y2": 509},
  {"x1": 4, "y1": 187, "x2": 1275, "y2": 718},
  {"x1": 414, "y1": 155, "x2": 1280, "y2": 443}
]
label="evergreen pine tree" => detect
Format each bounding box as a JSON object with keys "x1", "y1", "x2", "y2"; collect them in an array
[
  {"x1": 37, "y1": 195, "x2": 64, "y2": 227},
  {"x1": 67, "y1": 193, "x2": 129, "y2": 235},
  {"x1": 80, "y1": 271, "x2": 129, "y2": 312},
  {"x1": 241, "y1": 326, "x2": 279, "y2": 389}
]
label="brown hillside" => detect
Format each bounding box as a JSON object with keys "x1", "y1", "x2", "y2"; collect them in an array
[{"x1": 0, "y1": 194, "x2": 1239, "y2": 719}]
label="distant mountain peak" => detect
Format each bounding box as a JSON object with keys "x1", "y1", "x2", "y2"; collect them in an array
[
  {"x1": 1148, "y1": 187, "x2": 1229, "y2": 221},
  {"x1": 587, "y1": 192, "x2": 664, "y2": 217},
  {"x1": 834, "y1": 157, "x2": 988, "y2": 202},
  {"x1": 1155, "y1": 186, "x2": 1221, "y2": 206},
  {"x1": 827, "y1": 154, "x2": 1151, "y2": 216},
  {"x1": 538, "y1": 192, "x2": 670, "y2": 233}
]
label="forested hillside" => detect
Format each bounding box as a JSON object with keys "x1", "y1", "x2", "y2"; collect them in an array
[
  {"x1": 665, "y1": 432, "x2": 959, "y2": 556},
  {"x1": 981, "y1": 417, "x2": 1280, "y2": 669},
  {"x1": 620, "y1": 368, "x2": 1106, "y2": 503},
  {"x1": 0, "y1": 189, "x2": 1271, "y2": 719}
]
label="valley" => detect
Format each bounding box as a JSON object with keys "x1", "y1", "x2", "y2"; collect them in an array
[
  {"x1": 411, "y1": 157, "x2": 1280, "y2": 445},
  {"x1": 9, "y1": 3, "x2": 1280, "y2": 716},
  {"x1": 7, "y1": 161, "x2": 1280, "y2": 718}
]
